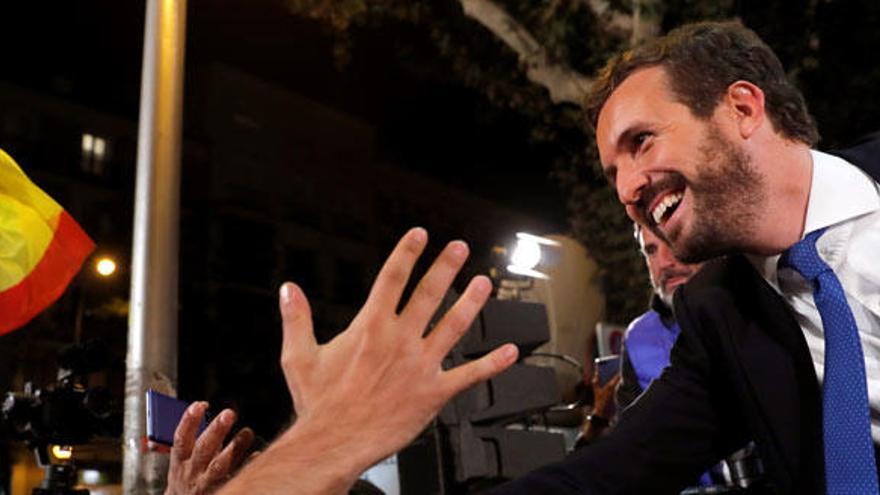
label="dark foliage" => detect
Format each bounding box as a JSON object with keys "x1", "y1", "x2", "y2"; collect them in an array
[{"x1": 286, "y1": 0, "x2": 880, "y2": 323}]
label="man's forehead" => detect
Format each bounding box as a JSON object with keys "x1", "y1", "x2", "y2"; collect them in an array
[{"x1": 595, "y1": 67, "x2": 673, "y2": 157}]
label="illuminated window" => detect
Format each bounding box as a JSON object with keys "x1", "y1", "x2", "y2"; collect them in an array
[
  {"x1": 81, "y1": 132, "x2": 109, "y2": 175},
  {"x1": 81, "y1": 133, "x2": 94, "y2": 153}
]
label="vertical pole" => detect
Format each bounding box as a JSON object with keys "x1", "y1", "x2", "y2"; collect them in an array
[{"x1": 123, "y1": 0, "x2": 187, "y2": 493}]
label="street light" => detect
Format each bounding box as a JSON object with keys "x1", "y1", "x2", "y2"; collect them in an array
[{"x1": 95, "y1": 257, "x2": 117, "y2": 277}]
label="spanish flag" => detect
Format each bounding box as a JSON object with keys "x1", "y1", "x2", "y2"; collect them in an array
[{"x1": 0, "y1": 149, "x2": 94, "y2": 335}]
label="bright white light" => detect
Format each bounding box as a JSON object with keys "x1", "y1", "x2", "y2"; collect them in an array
[
  {"x1": 95, "y1": 257, "x2": 117, "y2": 277},
  {"x1": 510, "y1": 238, "x2": 542, "y2": 270},
  {"x1": 93, "y1": 137, "x2": 106, "y2": 159},
  {"x1": 51, "y1": 445, "x2": 73, "y2": 460},
  {"x1": 81, "y1": 133, "x2": 94, "y2": 153},
  {"x1": 81, "y1": 469, "x2": 101, "y2": 484},
  {"x1": 505, "y1": 232, "x2": 558, "y2": 280}
]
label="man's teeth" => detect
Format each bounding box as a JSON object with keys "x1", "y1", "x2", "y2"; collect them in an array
[{"x1": 651, "y1": 192, "x2": 683, "y2": 225}]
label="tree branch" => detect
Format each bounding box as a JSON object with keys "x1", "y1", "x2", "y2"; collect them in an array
[
  {"x1": 459, "y1": 0, "x2": 593, "y2": 106},
  {"x1": 584, "y1": 0, "x2": 660, "y2": 45},
  {"x1": 585, "y1": 0, "x2": 635, "y2": 38},
  {"x1": 630, "y1": 0, "x2": 661, "y2": 45}
]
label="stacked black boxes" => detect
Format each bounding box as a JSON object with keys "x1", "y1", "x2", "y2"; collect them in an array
[{"x1": 397, "y1": 298, "x2": 566, "y2": 494}]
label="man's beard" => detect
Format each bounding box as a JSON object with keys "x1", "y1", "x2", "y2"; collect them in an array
[
  {"x1": 654, "y1": 267, "x2": 697, "y2": 306},
  {"x1": 657, "y1": 290, "x2": 675, "y2": 308},
  {"x1": 665, "y1": 125, "x2": 766, "y2": 263}
]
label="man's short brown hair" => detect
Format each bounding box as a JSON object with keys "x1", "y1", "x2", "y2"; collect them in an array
[{"x1": 584, "y1": 20, "x2": 819, "y2": 146}]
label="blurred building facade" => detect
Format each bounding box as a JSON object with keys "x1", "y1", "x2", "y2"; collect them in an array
[{"x1": 0, "y1": 65, "x2": 561, "y2": 493}]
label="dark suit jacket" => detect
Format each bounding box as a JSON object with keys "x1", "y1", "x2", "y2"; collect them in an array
[{"x1": 489, "y1": 137, "x2": 880, "y2": 494}]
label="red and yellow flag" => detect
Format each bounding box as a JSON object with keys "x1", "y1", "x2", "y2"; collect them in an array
[{"x1": 0, "y1": 148, "x2": 94, "y2": 335}]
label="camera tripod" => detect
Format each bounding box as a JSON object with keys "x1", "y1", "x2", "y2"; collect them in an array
[
  {"x1": 32, "y1": 463, "x2": 88, "y2": 495},
  {"x1": 29, "y1": 443, "x2": 89, "y2": 495}
]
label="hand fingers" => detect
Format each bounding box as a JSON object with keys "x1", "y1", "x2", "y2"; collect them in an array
[
  {"x1": 400, "y1": 240, "x2": 469, "y2": 331},
  {"x1": 594, "y1": 370, "x2": 622, "y2": 391},
  {"x1": 204, "y1": 427, "x2": 256, "y2": 485},
  {"x1": 227, "y1": 427, "x2": 256, "y2": 474},
  {"x1": 171, "y1": 401, "x2": 208, "y2": 464},
  {"x1": 425, "y1": 275, "x2": 491, "y2": 360},
  {"x1": 362, "y1": 227, "x2": 428, "y2": 316},
  {"x1": 279, "y1": 282, "x2": 317, "y2": 365},
  {"x1": 605, "y1": 372, "x2": 622, "y2": 390},
  {"x1": 190, "y1": 409, "x2": 237, "y2": 472},
  {"x1": 441, "y1": 344, "x2": 518, "y2": 399}
]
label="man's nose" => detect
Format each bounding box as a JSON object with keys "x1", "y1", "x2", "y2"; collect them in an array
[
  {"x1": 617, "y1": 167, "x2": 649, "y2": 206},
  {"x1": 656, "y1": 243, "x2": 682, "y2": 272},
  {"x1": 657, "y1": 256, "x2": 677, "y2": 274}
]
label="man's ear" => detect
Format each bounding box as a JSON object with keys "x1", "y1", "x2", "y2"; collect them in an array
[{"x1": 725, "y1": 80, "x2": 766, "y2": 139}]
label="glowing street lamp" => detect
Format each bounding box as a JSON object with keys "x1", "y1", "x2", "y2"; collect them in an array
[{"x1": 95, "y1": 257, "x2": 117, "y2": 277}]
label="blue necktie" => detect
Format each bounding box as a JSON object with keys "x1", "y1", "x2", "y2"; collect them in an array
[{"x1": 781, "y1": 228, "x2": 879, "y2": 494}]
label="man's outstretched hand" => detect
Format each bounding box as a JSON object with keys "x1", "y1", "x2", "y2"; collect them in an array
[
  {"x1": 166, "y1": 402, "x2": 255, "y2": 495},
  {"x1": 220, "y1": 228, "x2": 518, "y2": 495}
]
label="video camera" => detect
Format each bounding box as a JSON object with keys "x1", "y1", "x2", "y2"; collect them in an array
[{"x1": 2, "y1": 340, "x2": 122, "y2": 495}]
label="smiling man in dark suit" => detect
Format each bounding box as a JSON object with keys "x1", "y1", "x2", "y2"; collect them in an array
[{"x1": 492, "y1": 20, "x2": 880, "y2": 494}]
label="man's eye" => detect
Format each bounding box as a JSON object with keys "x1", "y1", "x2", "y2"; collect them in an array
[
  {"x1": 604, "y1": 169, "x2": 617, "y2": 185},
  {"x1": 634, "y1": 132, "x2": 651, "y2": 149}
]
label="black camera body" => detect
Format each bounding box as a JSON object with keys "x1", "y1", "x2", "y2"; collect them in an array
[
  {"x1": 3, "y1": 379, "x2": 117, "y2": 462},
  {"x1": 1, "y1": 341, "x2": 121, "y2": 494}
]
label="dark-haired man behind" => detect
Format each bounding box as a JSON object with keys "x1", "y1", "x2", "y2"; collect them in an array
[
  {"x1": 578, "y1": 225, "x2": 720, "y2": 487},
  {"x1": 492, "y1": 20, "x2": 880, "y2": 494},
  {"x1": 615, "y1": 226, "x2": 704, "y2": 415},
  {"x1": 577, "y1": 226, "x2": 704, "y2": 447}
]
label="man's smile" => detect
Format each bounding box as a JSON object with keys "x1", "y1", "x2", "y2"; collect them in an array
[
  {"x1": 637, "y1": 173, "x2": 688, "y2": 234},
  {"x1": 650, "y1": 191, "x2": 684, "y2": 226}
]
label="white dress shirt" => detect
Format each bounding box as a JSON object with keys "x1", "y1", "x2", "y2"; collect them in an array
[{"x1": 748, "y1": 150, "x2": 880, "y2": 443}]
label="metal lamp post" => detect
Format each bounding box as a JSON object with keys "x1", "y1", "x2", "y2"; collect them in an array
[{"x1": 122, "y1": 0, "x2": 187, "y2": 492}]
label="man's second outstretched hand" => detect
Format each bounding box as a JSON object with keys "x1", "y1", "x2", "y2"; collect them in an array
[{"x1": 221, "y1": 228, "x2": 518, "y2": 495}]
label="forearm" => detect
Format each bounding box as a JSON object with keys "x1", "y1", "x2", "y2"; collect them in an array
[{"x1": 218, "y1": 418, "x2": 370, "y2": 495}]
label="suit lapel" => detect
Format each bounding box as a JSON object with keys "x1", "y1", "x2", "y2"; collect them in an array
[{"x1": 721, "y1": 255, "x2": 824, "y2": 483}]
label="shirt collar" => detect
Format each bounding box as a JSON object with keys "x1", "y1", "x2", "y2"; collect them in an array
[
  {"x1": 802, "y1": 149, "x2": 880, "y2": 233},
  {"x1": 747, "y1": 149, "x2": 880, "y2": 290}
]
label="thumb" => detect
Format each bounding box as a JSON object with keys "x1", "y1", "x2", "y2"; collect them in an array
[{"x1": 279, "y1": 282, "x2": 318, "y2": 363}]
